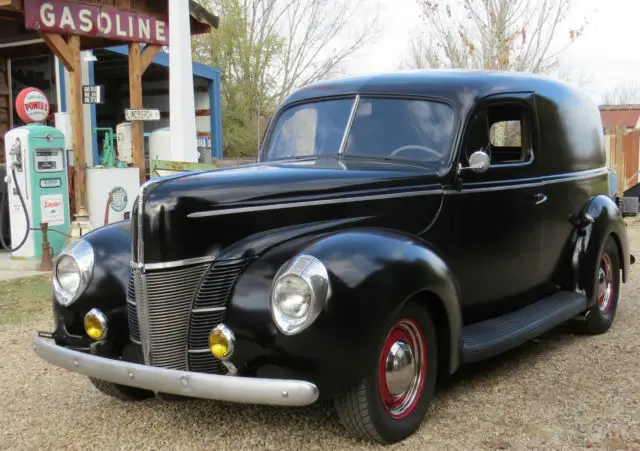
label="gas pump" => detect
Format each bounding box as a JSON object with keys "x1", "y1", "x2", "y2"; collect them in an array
[{"x1": 0, "y1": 88, "x2": 71, "y2": 260}]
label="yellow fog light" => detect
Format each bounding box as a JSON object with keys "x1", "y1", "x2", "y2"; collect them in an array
[
  {"x1": 209, "y1": 324, "x2": 235, "y2": 360},
  {"x1": 84, "y1": 308, "x2": 108, "y2": 340}
]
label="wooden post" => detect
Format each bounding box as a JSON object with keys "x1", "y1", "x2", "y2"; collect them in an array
[
  {"x1": 68, "y1": 35, "x2": 88, "y2": 216},
  {"x1": 128, "y1": 43, "x2": 145, "y2": 185},
  {"x1": 128, "y1": 43, "x2": 162, "y2": 185},
  {"x1": 41, "y1": 32, "x2": 92, "y2": 236},
  {"x1": 616, "y1": 127, "x2": 625, "y2": 198}
]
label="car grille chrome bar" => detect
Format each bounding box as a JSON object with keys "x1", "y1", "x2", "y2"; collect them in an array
[
  {"x1": 128, "y1": 263, "x2": 211, "y2": 370},
  {"x1": 187, "y1": 258, "x2": 253, "y2": 374}
]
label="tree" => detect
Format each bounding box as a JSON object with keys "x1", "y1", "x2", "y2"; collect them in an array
[
  {"x1": 193, "y1": 0, "x2": 381, "y2": 157},
  {"x1": 404, "y1": 0, "x2": 587, "y2": 74},
  {"x1": 602, "y1": 81, "x2": 640, "y2": 105}
]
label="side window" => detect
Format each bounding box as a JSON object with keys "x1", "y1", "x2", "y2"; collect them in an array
[{"x1": 464, "y1": 103, "x2": 533, "y2": 166}]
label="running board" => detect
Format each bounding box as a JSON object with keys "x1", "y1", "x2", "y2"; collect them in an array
[{"x1": 461, "y1": 291, "x2": 588, "y2": 364}]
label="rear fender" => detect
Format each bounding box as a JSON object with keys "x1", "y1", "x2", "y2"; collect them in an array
[{"x1": 570, "y1": 195, "x2": 631, "y2": 306}]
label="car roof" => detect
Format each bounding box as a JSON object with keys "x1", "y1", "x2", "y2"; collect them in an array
[
  {"x1": 274, "y1": 70, "x2": 606, "y2": 175},
  {"x1": 281, "y1": 69, "x2": 583, "y2": 107}
]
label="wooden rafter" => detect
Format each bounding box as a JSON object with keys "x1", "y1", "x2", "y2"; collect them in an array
[
  {"x1": 140, "y1": 45, "x2": 162, "y2": 74},
  {"x1": 41, "y1": 33, "x2": 76, "y2": 72},
  {"x1": 0, "y1": 0, "x2": 21, "y2": 10}
]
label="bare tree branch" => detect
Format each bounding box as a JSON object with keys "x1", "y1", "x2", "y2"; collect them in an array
[
  {"x1": 404, "y1": 0, "x2": 589, "y2": 75},
  {"x1": 602, "y1": 81, "x2": 640, "y2": 105}
]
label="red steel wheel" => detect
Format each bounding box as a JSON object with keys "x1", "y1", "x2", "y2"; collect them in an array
[
  {"x1": 575, "y1": 235, "x2": 621, "y2": 335},
  {"x1": 377, "y1": 318, "x2": 427, "y2": 419},
  {"x1": 334, "y1": 302, "x2": 437, "y2": 444},
  {"x1": 597, "y1": 253, "x2": 615, "y2": 313}
]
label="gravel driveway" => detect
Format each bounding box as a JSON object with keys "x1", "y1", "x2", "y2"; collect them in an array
[{"x1": 2, "y1": 221, "x2": 640, "y2": 450}]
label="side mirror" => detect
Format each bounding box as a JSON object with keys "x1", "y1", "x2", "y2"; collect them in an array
[
  {"x1": 469, "y1": 150, "x2": 490, "y2": 172},
  {"x1": 458, "y1": 150, "x2": 490, "y2": 175}
]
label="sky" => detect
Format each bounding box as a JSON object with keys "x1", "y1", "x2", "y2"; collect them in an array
[{"x1": 345, "y1": 0, "x2": 640, "y2": 104}]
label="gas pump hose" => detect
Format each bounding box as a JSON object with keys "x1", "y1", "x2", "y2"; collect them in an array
[{"x1": 0, "y1": 167, "x2": 32, "y2": 252}]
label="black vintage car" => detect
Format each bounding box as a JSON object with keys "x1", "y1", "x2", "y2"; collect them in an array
[{"x1": 34, "y1": 70, "x2": 634, "y2": 444}]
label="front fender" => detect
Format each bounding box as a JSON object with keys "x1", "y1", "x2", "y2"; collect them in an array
[
  {"x1": 52, "y1": 221, "x2": 132, "y2": 347},
  {"x1": 571, "y1": 195, "x2": 631, "y2": 304},
  {"x1": 226, "y1": 228, "x2": 462, "y2": 397}
]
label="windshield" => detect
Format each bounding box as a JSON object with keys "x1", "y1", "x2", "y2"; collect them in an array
[{"x1": 262, "y1": 96, "x2": 456, "y2": 165}]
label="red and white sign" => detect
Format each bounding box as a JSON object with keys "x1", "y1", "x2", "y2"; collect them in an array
[
  {"x1": 41, "y1": 194, "x2": 65, "y2": 226},
  {"x1": 24, "y1": 0, "x2": 169, "y2": 46},
  {"x1": 15, "y1": 87, "x2": 50, "y2": 124}
]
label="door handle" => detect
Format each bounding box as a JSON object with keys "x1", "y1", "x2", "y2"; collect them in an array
[{"x1": 533, "y1": 193, "x2": 547, "y2": 205}]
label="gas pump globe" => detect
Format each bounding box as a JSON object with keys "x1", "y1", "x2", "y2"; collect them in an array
[{"x1": 1, "y1": 88, "x2": 71, "y2": 260}]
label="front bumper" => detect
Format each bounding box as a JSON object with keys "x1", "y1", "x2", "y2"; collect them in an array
[{"x1": 33, "y1": 335, "x2": 319, "y2": 406}]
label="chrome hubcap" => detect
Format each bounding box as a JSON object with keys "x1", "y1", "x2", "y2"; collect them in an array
[
  {"x1": 597, "y1": 253, "x2": 613, "y2": 313},
  {"x1": 378, "y1": 319, "x2": 426, "y2": 419},
  {"x1": 384, "y1": 341, "x2": 416, "y2": 395}
]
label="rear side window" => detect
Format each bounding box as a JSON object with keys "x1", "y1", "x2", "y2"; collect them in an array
[
  {"x1": 490, "y1": 120, "x2": 522, "y2": 147},
  {"x1": 464, "y1": 103, "x2": 533, "y2": 165}
]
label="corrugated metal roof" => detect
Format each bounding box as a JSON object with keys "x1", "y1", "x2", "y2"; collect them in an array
[{"x1": 600, "y1": 105, "x2": 640, "y2": 129}]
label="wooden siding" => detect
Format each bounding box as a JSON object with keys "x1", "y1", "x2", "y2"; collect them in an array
[{"x1": 0, "y1": 56, "x2": 11, "y2": 165}]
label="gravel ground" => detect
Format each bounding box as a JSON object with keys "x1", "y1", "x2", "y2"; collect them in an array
[{"x1": 2, "y1": 221, "x2": 640, "y2": 450}]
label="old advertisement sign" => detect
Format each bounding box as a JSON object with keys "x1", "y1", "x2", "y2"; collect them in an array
[
  {"x1": 24, "y1": 0, "x2": 169, "y2": 46},
  {"x1": 125, "y1": 108, "x2": 161, "y2": 121},
  {"x1": 15, "y1": 87, "x2": 50, "y2": 124}
]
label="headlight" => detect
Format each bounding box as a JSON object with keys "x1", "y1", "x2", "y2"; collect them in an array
[
  {"x1": 53, "y1": 239, "x2": 94, "y2": 307},
  {"x1": 270, "y1": 254, "x2": 330, "y2": 335}
]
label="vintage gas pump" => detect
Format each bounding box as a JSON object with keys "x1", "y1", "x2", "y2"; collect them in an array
[{"x1": 0, "y1": 88, "x2": 71, "y2": 260}]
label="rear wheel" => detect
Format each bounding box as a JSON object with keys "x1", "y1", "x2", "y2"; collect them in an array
[
  {"x1": 577, "y1": 236, "x2": 621, "y2": 334},
  {"x1": 334, "y1": 302, "x2": 437, "y2": 444},
  {"x1": 88, "y1": 377, "x2": 154, "y2": 401}
]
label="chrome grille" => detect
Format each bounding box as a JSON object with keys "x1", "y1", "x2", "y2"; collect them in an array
[
  {"x1": 129, "y1": 263, "x2": 210, "y2": 370},
  {"x1": 126, "y1": 275, "x2": 140, "y2": 342},
  {"x1": 188, "y1": 258, "x2": 252, "y2": 373}
]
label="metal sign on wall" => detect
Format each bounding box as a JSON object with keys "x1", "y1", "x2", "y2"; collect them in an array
[
  {"x1": 124, "y1": 108, "x2": 161, "y2": 121},
  {"x1": 23, "y1": 0, "x2": 170, "y2": 46},
  {"x1": 82, "y1": 85, "x2": 104, "y2": 104}
]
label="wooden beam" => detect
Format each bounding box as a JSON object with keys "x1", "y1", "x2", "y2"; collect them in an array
[
  {"x1": 41, "y1": 33, "x2": 76, "y2": 72},
  {"x1": 615, "y1": 127, "x2": 625, "y2": 198},
  {"x1": 0, "y1": 0, "x2": 22, "y2": 11},
  {"x1": 140, "y1": 45, "x2": 162, "y2": 74},
  {"x1": 68, "y1": 34, "x2": 88, "y2": 215},
  {"x1": 129, "y1": 42, "x2": 146, "y2": 185}
]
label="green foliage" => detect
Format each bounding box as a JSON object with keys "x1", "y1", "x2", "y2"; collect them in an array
[
  {"x1": 0, "y1": 275, "x2": 52, "y2": 325},
  {"x1": 193, "y1": 0, "x2": 283, "y2": 158}
]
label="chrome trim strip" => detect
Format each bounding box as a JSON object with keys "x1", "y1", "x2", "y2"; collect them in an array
[
  {"x1": 543, "y1": 167, "x2": 608, "y2": 184},
  {"x1": 338, "y1": 95, "x2": 360, "y2": 154},
  {"x1": 445, "y1": 167, "x2": 608, "y2": 195},
  {"x1": 131, "y1": 337, "x2": 141, "y2": 345},
  {"x1": 129, "y1": 255, "x2": 216, "y2": 271},
  {"x1": 136, "y1": 183, "x2": 145, "y2": 266},
  {"x1": 33, "y1": 336, "x2": 319, "y2": 407},
  {"x1": 188, "y1": 189, "x2": 443, "y2": 218},
  {"x1": 126, "y1": 298, "x2": 136, "y2": 306},
  {"x1": 192, "y1": 306, "x2": 226, "y2": 313},
  {"x1": 445, "y1": 181, "x2": 541, "y2": 194},
  {"x1": 187, "y1": 348, "x2": 211, "y2": 354}
]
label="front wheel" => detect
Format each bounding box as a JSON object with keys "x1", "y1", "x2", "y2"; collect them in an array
[
  {"x1": 333, "y1": 302, "x2": 437, "y2": 444},
  {"x1": 577, "y1": 236, "x2": 621, "y2": 334}
]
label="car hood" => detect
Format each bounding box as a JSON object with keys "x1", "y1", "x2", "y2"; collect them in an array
[{"x1": 136, "y1": 157, "x2": 444, "y2": 264}]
